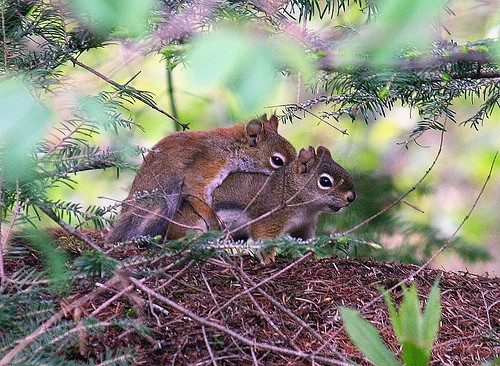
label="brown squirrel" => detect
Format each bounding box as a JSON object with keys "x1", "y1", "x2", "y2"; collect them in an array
[
  {"x1": 170, "y1": 145, "x2": 356, "y2": 261},
  {"x1": 106, "y1": 114, "x2": 297, "y2": 243}
]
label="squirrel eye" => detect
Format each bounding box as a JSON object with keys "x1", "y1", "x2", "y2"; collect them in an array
[
  {"x1": 318, "y1": 173, "x2": 333, "y2": 189},
  {"x1": 270, "y1": 153, "x2": 285, "y2": 169}
]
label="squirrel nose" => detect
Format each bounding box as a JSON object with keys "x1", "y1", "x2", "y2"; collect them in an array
[{"x1": 346, "y1": 191, "x2": 356, "y2": 203}]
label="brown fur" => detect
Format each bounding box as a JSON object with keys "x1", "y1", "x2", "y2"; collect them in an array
[
  {"x1": 106, "y1": 115, "x2": 297, "y2": 243},
  {"x1": 174, "y1": 146, "x2": 356, "y2": 262}
]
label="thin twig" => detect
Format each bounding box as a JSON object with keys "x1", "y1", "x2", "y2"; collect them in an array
[
  {"x1": 269, "y1": 103, "x2": 349, "y2": 135},
  {"x1": 229, "y1": 267, "x2": 301, "y2": 352},
  {"x1": 0, "y1": 273, "x2": 127, "y2": 365},
  {"x1": 34, "y1": 201, "x2": 104, "y2": 252},
  {"x1": 1, "y1": 5, "x2": 8, "y2": 69},
  {"x1": 100, "y1": 196, "x2": 204, "y2": 232},
  {"x1": 67, "y1": 56, "x2": 189, "y2": 130},
  {"x1": 337, "y1": 125, "x2": 446, "y2": 237},
  {"x1": 202, "y1": 326, "x2": 218, "y2": 366},
  {"x1": 130, "y1": 276, "x2": 353, "y2": 366},
  {"x1": 235, "y1": 263, "x2": 347, "y2": 359},
  {"x1": 90, "y1": 283, "x2": 134, "y2": 317},
  {"x1": 209, "y1": 252, "x2": 313, "y2": 317}
]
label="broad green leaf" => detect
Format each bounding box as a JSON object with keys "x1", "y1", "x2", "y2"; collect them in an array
[
  {"x1": 340, "y1": 0, "x2": 447, "y2": 67},
  {"x1": 399, "y1": 283, "x2": 423, "y2": 344},
  {"x1": 340, "y1": 307, "x2": 401, "y2": 366},
  {"x1": 0, "y1": 79, "x2": 51, "y2": 182},
  {"x1": 422, "y1": 279, "x2": 442, "y2": 346},
  {"x1": 187, "y1": 28, "x2": 275, "y2": 118}
]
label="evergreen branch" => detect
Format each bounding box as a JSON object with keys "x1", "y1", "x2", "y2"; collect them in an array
[
  {"x1": 271, "y1": 102, "x2": 349, "y2": 134},
  {"x1": 0, "y1": 273, "x2": 127, "y2": 366},
  {"x1": 1, "y1": 5, "x2": 8, "y2": 69},
  {"x1": 67, "y1": 55, "x2": 190, "y2": 130},
  {"x1": 0, "y1": 183, "x2": 23, "y2": 285},
  {"x1": 33, "y1": 201, "x2": 104, "y2": 252},
  {"x1": 38, "y1": 158, "x2": 120, "y2": 181}
]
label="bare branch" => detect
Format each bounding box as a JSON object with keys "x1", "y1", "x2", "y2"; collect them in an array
[{"x1": 336, "y1": 125, "x2": 446, "y2": 237}]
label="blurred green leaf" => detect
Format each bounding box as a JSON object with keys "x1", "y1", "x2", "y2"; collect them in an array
[
  {"x1": 68, "y1": 0, "x2": 155, "y2": 37},
  {"x1": 0, "y1": 79, "x2": 51, "y2": 183},
  {"x1": 341, "y1": 0, "x2": 446, "y2": 67},
  {"x1": 340, "y1": 306, "x2": 401, "y2": 366},
  {"x1": 187, "y1": 26, "x2": 313, "y2": 119},
  {"x1": 25, "y1": 229, "x2": 70, "y2": 294}
]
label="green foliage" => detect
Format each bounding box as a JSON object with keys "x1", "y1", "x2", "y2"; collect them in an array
[
  {"x1": 0, "y1": 79, "x2": 51, "y2": 182},
  {"x1": 187, "y1": 25, "x2": 313, "y2": 119},
  {"x1": 340, "y1": 306, "x2": 401, "y2": 366},
  {"x1": 23, "y1": 229, "x2": 71, "y2": 294},
  {"x1": 0, "y1": 0, "x2": 497, "y2": 363},
  {"x1": 0, "y1": 242, "x2": 137, "y2": 365},
  {"x1": 341, "y1": 279, "x2": 441, "y2": 366},
  {"x1": 72, "y1": 251, "x2": 119, "y2": 279},
  {"x1": 383, "y1": 280, "x2": 441, "y2": 366},
  {"x1": 340, "y1": 0, "x2": 446, "y2": 68},
  {"x1": 68, "y1": 0, "x2": 156, "y2": 37}
]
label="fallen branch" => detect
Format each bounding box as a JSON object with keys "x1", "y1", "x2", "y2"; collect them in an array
[{"x1": 129, "y1": 276, "x2": 353, "y2": 366}]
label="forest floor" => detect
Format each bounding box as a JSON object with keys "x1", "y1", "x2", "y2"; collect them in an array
[{"x1": 3, "y1": 232, "x2": 499, "y2": 365}]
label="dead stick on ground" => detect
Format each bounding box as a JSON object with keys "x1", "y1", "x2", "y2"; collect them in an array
[
  {"x1": 201, "y1": 326, "x2": 219, "y2": 366},
  {"x1": 209, "y1": 252, "x2": 313, "y2": 317},
  {"x1": 0, "y1": 274, "x2": 127, "y2": 365},
  {"x1": 229, "y1": 267, "x2": 301, "y2": 352},
  {"x1": 129, "y1": 276, "x2": 353, "y2": 366},
  {"x1": 234, "y1": 262, "x2": 349, "y2": 360}
]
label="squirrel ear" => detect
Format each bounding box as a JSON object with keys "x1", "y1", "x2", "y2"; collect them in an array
[
  {"x1": 316, "y1": 145, "x2": 332, "y2": 158},
  {"x1": 263, "y1": 114, "x2": 279, "y2": 133},
  {"x1": 245, "y1": 119, "x2": 263, "y2": 147},
  {"x1": 297, "y1": 146, "x2": 316, "y2": 174}
]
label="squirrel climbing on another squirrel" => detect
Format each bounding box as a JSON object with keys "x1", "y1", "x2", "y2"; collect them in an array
[
  {"x1": 171, "y1": 145, "x2": 356, "y2": 262},
  {"x1": 106, "y1": 114, "x2": 297, "y2": 244}
]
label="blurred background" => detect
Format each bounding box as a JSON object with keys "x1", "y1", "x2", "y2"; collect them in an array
[{"x1": 2, "y1": 0, "x2": 498, "y2": 275}]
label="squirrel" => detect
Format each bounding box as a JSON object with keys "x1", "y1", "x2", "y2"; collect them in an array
[
  {"x1": 170, "y1": 145, "x2": 356, "y2": 262},
  {"x1": 105, "y1": 114, "x2": 297, "y2": 244}
]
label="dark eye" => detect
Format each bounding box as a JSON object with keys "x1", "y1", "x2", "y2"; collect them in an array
[
  {"x1": 318, "y1": 173, "x2": 333, "y2": 189},
  {"x1": 270, "y1": 153, "x2": 285, "y2": 168}
]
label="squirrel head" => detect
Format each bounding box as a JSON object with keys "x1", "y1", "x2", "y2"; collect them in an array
[
  {"x1": 243, "y1": 114, "x2": 297, "y2": 172},
  {"x1": 290, "y1": 145, "x2": 356, "y2": 212}
]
